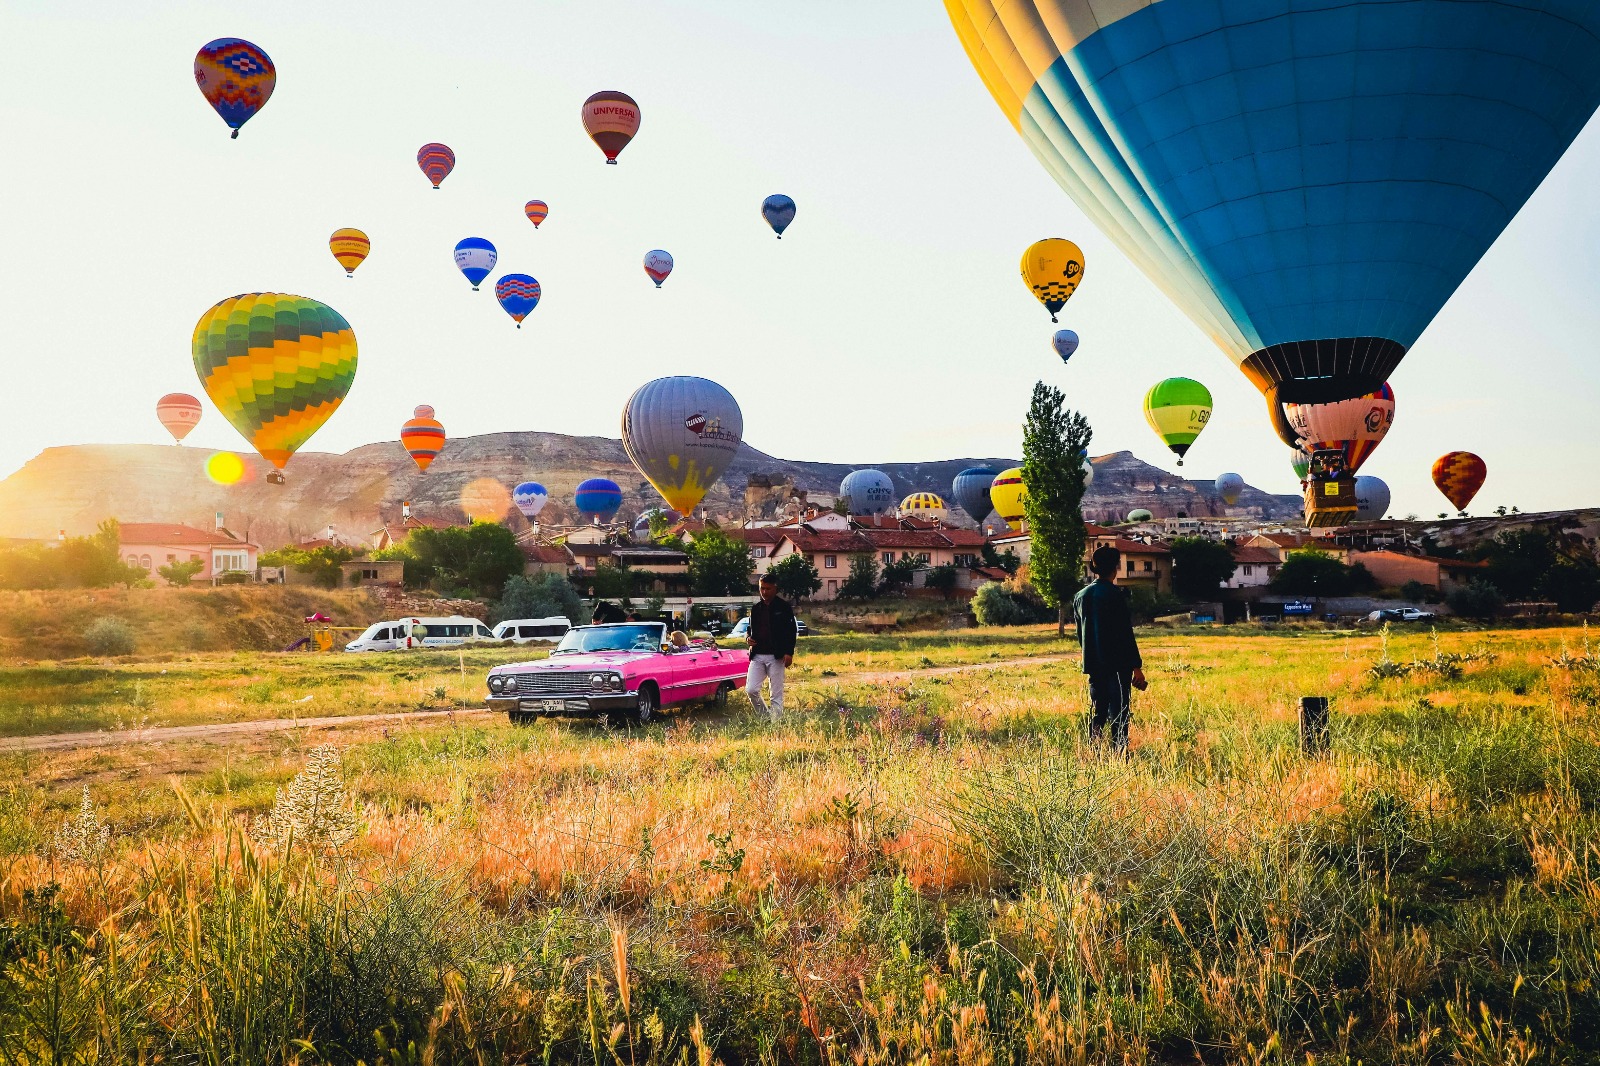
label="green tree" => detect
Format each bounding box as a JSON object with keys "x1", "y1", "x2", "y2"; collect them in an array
[
  {"x1": 403, "y1": 522, "x2": 525, "y2": 596},
  {"x1": 838, "y1": 554, "x2": 880, "y2": 599},
  {"x1": 1471, "y1": 529, "x2": 1557, "y2": 601},
  {"x1": 1021, "y1": 382, "x2": 1092, "y2": 634},
  {"x1": 0, "y1": 520, "x2": 144, "y2": 590},
  {"x1": 926, "y1": 564, "x2": 961, "y2": 600},
  {"x1": 766, "y1": 553, "x2": 821, "y2": 603},
  {"x1": 686, "y1": 528, "x2": 755, "y2": 595},
  {"x1": 878, "y1": 555, "x2": 923, "y2": 597},
  {"x1": 157, "y1": 559, "x2": 205, "y2": 587},
  {"x1": 496, "y1": 573, "x2": 586, "y2": 626},
  {"x1": 1541, "y1": 558, "x2": 1600, "y2": 613},
  {"x1": 1168, "y1": 537, "x2": 1236, "y2": 602},
  {"x1": 981, "y1": 542, "x2": 1020, "y2": 575},
  {"x1": 260, "y1": 545, "x2": 361, "y2": 589},
  {"x1": 1445, "y1": 578, "x2": 1505, "y2": 621},
  {"x1": 1270, "y1": 550, "x2": 1351, "y2": 596}
]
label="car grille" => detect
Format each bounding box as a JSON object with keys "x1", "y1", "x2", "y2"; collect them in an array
[{"x1": 513, "y1": 673, "x2": 589, "y2": 697}]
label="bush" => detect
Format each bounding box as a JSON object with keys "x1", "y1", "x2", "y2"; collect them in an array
[
  {"x1": 1399, "y1": 580, "x2": 1431, "y2": 603},
  {"x1": 496, "y1": 573, "x2": 585, "y2": 626},
  {"x1": 157, "y1": 559, "x2": 205, "y2": 588},
  {"x1": 1446, "y1": 579, "x2": 1505, "y2": 621},
  {"x1": 84, "y1": 616, "x2": 136, "y2": 656},
  {"x1": 838, "y1": 554, "x2": 881, "y2": 599},
  {"x1": 972, "y1": 581, "x2": 1051, "y2": 626}
]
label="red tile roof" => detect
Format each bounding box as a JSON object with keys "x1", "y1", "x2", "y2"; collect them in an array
[
  {"x1": 119, "y1": 523, "x2": 256, "y2": 549},
  {"x1": 521, "y1": 545, "x2": 570, "y2": 565},
  {"x1": 1105, "y1": 538, "x2": 1170, "y2": 555},
  {"x1": 1230, "y1": 546, "x2": 1282, "y2": 565},
  {"x1": 723, "y1": 527, "x2": 786, "y2": 544},
  {"x1": 780, "y1": 530, "x2": 874, "y2": 554},
  {"x1": 1084, "y1": 523, "x2": 1114, "y2": 536},
  {"x1": 1253, "y1": 532, "x2": 1339, "y2": 551}
]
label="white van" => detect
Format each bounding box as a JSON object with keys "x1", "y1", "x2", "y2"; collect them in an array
[
  {"x1": 491, "y1": 617, "x2": 573, "y2": 644},
  {"x1": 344, "y1": 616, "x2": 496, "y2": 652}
]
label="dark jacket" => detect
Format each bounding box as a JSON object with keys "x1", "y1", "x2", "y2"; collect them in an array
[
  {"x1": 748, "y1": 595, "x2": 797, "y2": 658},
  {"x1": 1072, "y1": 578, "x2": 1141, "y2": 674}
]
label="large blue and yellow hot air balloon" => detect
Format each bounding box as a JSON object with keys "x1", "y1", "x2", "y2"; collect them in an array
[{"x1": 946, "y1": 2, "x2": 1600, "y2": 444}]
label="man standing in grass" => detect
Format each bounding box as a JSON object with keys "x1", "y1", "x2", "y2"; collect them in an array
[
  {"x1": 1073, "y1": 545, "x2": 1146, "y2": 753},
  {"x1": 746, "y1": 572, "x2": 796, "y2": 721}
]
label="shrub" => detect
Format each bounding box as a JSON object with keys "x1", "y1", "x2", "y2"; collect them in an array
[
  {"x1": 157, "y1": 559, "x2": 205, "y2": 587},
  {"x1": 838, "y1": 554, "x2": 881, "y2": 599},
  {"x1": 84, "y1": 616, "x2": 136, "y2": 656},
  {"x1": 766, "y1": 552, "x2": 822, "y2": 602},
  {"x1": 1445, "y1": 579, "x2": 1505, "y2": 621},
  {"x1": 972, "y1": 581, "x2": 1051, "y2": 625},
  {"x1": 1399, "y1": 580, "x2": 1431, "y2": 603},
  {"x1": 496, "y1": 573, "x2": 585, "y2": 626}
]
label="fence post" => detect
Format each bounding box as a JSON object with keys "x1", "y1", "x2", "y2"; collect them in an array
[{"x1": 1299, "y1": 696, "x2": 1330, "y2": 755}]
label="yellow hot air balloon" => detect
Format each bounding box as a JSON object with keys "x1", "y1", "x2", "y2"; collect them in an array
[
  {"x1": 990, "y1": 467, "x2": 1027, "y2": 527},
  {"x1": 329, "y1": 228, "x2": 369, "y2": 277},
  {"x1": 1021, "y1": 238, "x2": 1085, "y2": 322}
]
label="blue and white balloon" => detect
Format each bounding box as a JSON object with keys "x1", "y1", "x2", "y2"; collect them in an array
[
  {"x1": 513, "y1": 482, "x2": 549, "y2": 519},
  {"x1": 840, "y1": 469, "x2": 894, "y2": 515},
  {"x1": 453, "y1": 237, "x2": 498, "y2": 290},
  {"x1": 1052, "y1": 329, "x2": 1079, "y2": 363}
]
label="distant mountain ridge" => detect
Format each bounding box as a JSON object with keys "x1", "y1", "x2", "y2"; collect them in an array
[{"x1": 0, "y1": 432, "x2": 1302, "y2": 546}]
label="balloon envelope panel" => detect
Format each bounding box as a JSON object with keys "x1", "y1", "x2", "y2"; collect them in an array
[
  {"x1": 951, "y1": 467, "x2": 998, "y2": 521},
  {"x1": 946, "y1": 0, "x2": 1600, "y2": 409},
  {"x1": 191, "y1": 293, "x2": 357, "y2": 469},
  {"x1": 1433, "y1": 452, "x2": 1487, "y2": 511},
  {"x1": 1215, "y1": 472, "x2": 1244, "y2": 506},
  {"x1": 1284, "y1": 384, "x2": 1395, "y2": 474},
  {"x1": 194, "y1": 38, "x2": 275, "y2": 134},
  {"x1": 513, "y1": 482, "x2": 549, "y2": 517},
  {"x1": 621, "y1": 376, "x2": 743, "y2": 514},
  {"x1": 576, "y1": 478, "x2": 624, "y2": 521},
  {"x1": 840, "y1": 469, "x2": 896, "y2": 516},
  {"x1": 990, "y1": 467, "x2": 1026, "y2": 524},
  {"x1": 157, "y1": 393, "x2": 203, "y2": 442}
]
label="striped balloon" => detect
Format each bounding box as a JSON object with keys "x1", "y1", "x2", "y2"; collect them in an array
[
  {"x1": 156, "y1": 393, "x2": 203, "y2": 443},
  {"x1": 1432, "y1": 451, "x2": 1487, "y2": 512},
  {"x1": 329, "y1": 228, "x2": 369, "y2": 277},
  {"x1": 524, "y1": 200, "x2": 549, "y2": 228},
  {"x1": 417, "y1": 143, "x2": 455, "y2": 188},
  {"x1": 494, "y1": 274, "x2": 541, "y2": 327},
  {"x1": 1143, "y1": 377, "x2": 1213, "y2": 466},
  {"x1": 582, "y1": 91, "x2": 640, "y2": 163},
  {"x1": 194, "y1": 38, "x2": 275, "y2": 138},
  {"x1": 1283, "y1": 383, "x2": 1395, "y2": 474},
  {"x1": 990, "y1": 468, "x2": 1027, "y2": 525},
  {"x1": 401, "y1": 406, "x2": 446, "y2": 472},
  {"x1": 575, "y1": 478, "x2": 624, "y2": 522},
  {"x1": 899, "y1": 492, "x2": 948, "y2": 523},
  {"x1": 192, "y1": 294, "x2": 356, "y2": 471}
]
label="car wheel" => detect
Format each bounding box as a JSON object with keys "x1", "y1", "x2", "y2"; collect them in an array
[
  {"x1": 710, "y1": 681, "x2": 733, "y2": 707},
  {"x1": 611, "y1": 685, "x2": 657, "y2": 728}
]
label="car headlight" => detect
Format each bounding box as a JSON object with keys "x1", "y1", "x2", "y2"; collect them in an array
[
  {"x1": 488, "y1": 675, "x2": 506, "y2": 692},
  {"x1": 588, "y1": 673, "x2": 621, "y2": 691}
]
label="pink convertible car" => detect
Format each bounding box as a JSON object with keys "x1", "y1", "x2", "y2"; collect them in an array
[{"x1": 485, "y1": 622, "x2": 749, "y2": 725}]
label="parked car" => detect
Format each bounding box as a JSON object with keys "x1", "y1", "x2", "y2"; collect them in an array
[
  {"x1": 728, "y1": 616, "x2": 809, "y2": 640},
  {"x1": 345, "y1": 616, "x2": 495, "y2": 652},
  {"x1": 491, "y1": 617, "x2": 572, "y2": 644},
  {"x1": 485, "y1": 622, "x2": 749, "y2": 726},
  {"x1": 1366, "y1": 607, "x2": 1437, "y2": 624}
]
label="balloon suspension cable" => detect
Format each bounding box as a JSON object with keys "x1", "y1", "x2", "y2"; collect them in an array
[
  {"x1": 230, "y1": 128, "x2": 239, "y2": 140},
  {"x1": 1050, "y1": 314, "x2": 1058, "y2": 323}
]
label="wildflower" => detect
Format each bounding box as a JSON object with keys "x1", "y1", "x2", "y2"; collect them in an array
[
  {"x1": 55, "y1": 787, "x2": 111, "y2": 864},
  {"x1": 254, "y1": 744, "x2": 358, "y2": 851}
]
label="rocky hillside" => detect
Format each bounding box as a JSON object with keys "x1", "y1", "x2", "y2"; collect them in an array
[{"x1": 0, "y1": 434, "x2": 1302, "y2": 546}]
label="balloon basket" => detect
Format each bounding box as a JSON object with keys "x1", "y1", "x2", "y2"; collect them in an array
[
  {"x1": 1303, "y1": 477, "x2": 1358, "y2": 529},
  {"x1": 606, "y1": 159, "x2": 618, "y2": 165},
  {"x1": 230, "y1": 129, "x2": 239, "y2": 140}
]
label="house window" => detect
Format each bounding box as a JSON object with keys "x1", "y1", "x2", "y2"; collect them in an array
[
  {"x1": 824, "y1": 555, "x2": 837, "y2": 569},
  {"x1": 752, "y1": 547, "x2": 767, "y2": 558},
  {"x1": 1143, "y1": 561, "x2": 1153, "y2": 572},
  {"x1": 1126, "y1": 560, "x2": 1135, "y2": 574},
  {"x1": 954, "y1": 553, "x2": 975, "y2": 567},
  {"x1": 166, "y1": 554, "x2": 176, "y2": 564},
  {"x1": 919, "y1": 553, "x2": 930, "y2": 563},
  {"x1": 882, "y1": 552, "x2": 895, "y2": 564},
  {"x1": 1243, "y1": 565, "x2": 1253, "y2": 576},
  {"x1": 139, "y1": 554, "x2": 152, "y2": 569},
  {"x1": 214, "y1": 551, "x2": 248, "y2": 573},
  {"x1": 125, "y1": 555, "x2": 138, "y2": 566}
]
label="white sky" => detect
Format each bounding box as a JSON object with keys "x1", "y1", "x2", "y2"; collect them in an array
[{"x1": 3, "y1": 0, "x2": 1598, "y2": 517}]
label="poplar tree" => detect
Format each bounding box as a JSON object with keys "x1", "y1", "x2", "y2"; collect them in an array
[{"x1": 1021, "y1": 382, "x2": 1092, "y2": 635}]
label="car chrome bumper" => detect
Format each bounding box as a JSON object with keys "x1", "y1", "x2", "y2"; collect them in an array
[{"x1": 486, "y1": 693, "x2": 636, "y2": 716}]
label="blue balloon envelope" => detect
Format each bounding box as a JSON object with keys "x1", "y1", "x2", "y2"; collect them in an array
[
  {"x1": 839, "y1": 469, "x2": 894, "y2": 515},
  {"x1": 495, "y1": 273, "x2": 541, "y2": 326},
  {"x1": 951, "y1": 467, "x2": 998, "y2": 521},
  {"x1": 1052, "y1": 329, "x2": 1079, "y2": 364},
  {"x1": 761, "y1": 194, "x2": 796, "y2": 238},
  {"x1": 513, "y1": 481, "x2": 548, "y2": 519},
  {"x1": 575, "y1": 478, "x2": 623, "y2": 522},
  {"x1": 453, "y1": 237, "x2": 497, "y2": 290}
]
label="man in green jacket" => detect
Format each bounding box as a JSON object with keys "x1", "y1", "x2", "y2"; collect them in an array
[{"x1": 1072, "y1": 545, "x2": 1146, "y2": 753}]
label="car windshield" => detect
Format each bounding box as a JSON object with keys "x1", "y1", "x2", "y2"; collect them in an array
[{"x1": 552, "y1": 623, "x2": 665, "y2": 655}]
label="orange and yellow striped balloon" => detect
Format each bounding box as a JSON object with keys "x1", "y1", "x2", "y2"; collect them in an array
[
  {"x1": 1432, "y1": 451, "x2": 1487, "y2": 512},
  {"x1": 192, "y1": 293, "x2": 357, "y2": 470},
  {"x1": 329, "y1": 228, "x2": 370, "y2": 277},
  {"x1": 401, "y1": 406, "x2": 445, "y2": 471}
]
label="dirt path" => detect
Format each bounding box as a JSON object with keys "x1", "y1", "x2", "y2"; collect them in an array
[{"x1": 1, "y1": 653, "x2": 1080, "y2": 752}]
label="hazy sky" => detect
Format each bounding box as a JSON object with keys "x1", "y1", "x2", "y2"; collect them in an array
[{"x1": 4, "y1": 1, "x2": 1599, "y2": 516}]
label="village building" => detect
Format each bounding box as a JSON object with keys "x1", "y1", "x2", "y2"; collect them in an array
[
  {"x1": 1348, "y1": 549, "x2": 1488, "y2": 591},
  {"x1": 118, "y1": 519, "x2": 258, "y2": 582},
  {"x1": 1225, "y1": 545, "x2": 1282, "y2": 589}
]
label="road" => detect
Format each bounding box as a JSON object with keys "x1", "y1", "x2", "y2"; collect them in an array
[{"x1": 0, "y1": 653, "x2": 1079, "y2": 752}]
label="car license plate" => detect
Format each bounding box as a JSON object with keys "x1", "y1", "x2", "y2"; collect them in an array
[{"x1": 541, "y1": 699, "x2": 565, "y2": 713}]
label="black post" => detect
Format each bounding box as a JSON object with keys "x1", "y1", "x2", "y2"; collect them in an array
[{"x1": 1299, "y1": 696, "x2": 1330, "y2": 755}]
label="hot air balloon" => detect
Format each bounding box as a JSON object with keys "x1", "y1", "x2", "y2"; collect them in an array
[
  {"x1": 454, "y1": 238, "x2": 497, "y2": 290},
  {"x1": 1283, "y1": 384, "x2": 1396, "y2": 474},
  {"x1": 1127, "y1": 509, "x2": 1153, "y2": 523},
  {"x1": 192, "y1": 294, "x2": 356, "y2": 482},
  {"x1": 761, "y1": 194, "x2": 796, "y2": 238},
  {"x1": 1081, "y1": 452, "x2": 1095, "y2": 489},
  {"x1": 1354, "y1": 476, "x2": 1391, "y2": 522},
  {"x1": 156, "y1": 393, "x2": 202, "y2": 443},
  {"x1": 1290, "y1": 445, "x2": 1313, "y2": 483},
  {"x1": 1052, "y1": 330, "x2": 1079, "y2": 364},
  {"x1": 947, "y1": 2, "x2": 1600, "y2": 445},
  {"x1": 951, "y1": 467, "x2": 998, "y2": 521},
  {"x1": 1215, "y1": 472, "x2": 1244, "y2": 506},
  {"x1": 525, "y1": 200, "x2": 549, "y2": 228},
  {"x1": 643, "y1": 250, "x2": 674, "y2": 288},
  {"x1": 1020, "y1": 239, "x2": 1085, "y2": 322},
  {"x1": 495, "y1": 274, "x2": 541, "y2": 327},
  {"x1": 1433, "y1": 452, "x2": 1487, "y2": 512},
  {"x1": 194, "y1": 38, "x2": 274, "y2": 138},
  {"x1": 632, "y1": 507, "x2": 682, "y2": 542},
  {"x1": 990, "y1": 467, "x2": 1027, "y2": 527},
  {"x1": 575, "y1": 478, "x2": 624, "y2": 522},
  {"x1": 513, "y1": 482, "x2": 549, "y2": 519},
  {"x1": 582, "y1": 91, "x2": 640, "y2": 164},
  {"x1": 1143, "y1": 378, "x2": 1212, "y2": 466},
  {"x1": 621, "y1": 376, "x2": 744, "y2": 514},
  {"x1": 417, "y1": 143, "x2": 455, "y2": 189},
  {"x1": 329, "y1": 228, "x2": 369, "y2": 277},
  {"x1": 840, "y1": 470, "x2": 895, "y2": 516},
  {"x1": 900, "y1": 493, "x2": 949, "y2": 524},
  {"x1": 401, "y1": 406, "x2": 445, "y2": 471}
]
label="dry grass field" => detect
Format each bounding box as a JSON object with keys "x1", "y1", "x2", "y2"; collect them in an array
[{"x1": 4, "y1": 623, "x2": 1600, "y2": 1063}]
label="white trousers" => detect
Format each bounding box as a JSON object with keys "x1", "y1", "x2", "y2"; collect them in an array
[{"x1": 746, "y1": 654, "x2": 785, "y2": 719}]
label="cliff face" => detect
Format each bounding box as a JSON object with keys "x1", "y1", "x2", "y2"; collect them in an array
[{"x1": 0, "y1": 435, "x2": 1302, "y2": 545}]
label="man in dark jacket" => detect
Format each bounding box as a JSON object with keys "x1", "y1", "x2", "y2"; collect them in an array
[
  {"x1": 745, "y1": 573, "x2": 796, "y2": 720},
  {"x1": 1072, "y1": 545, "x2": 1146, "y2": 753}
]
